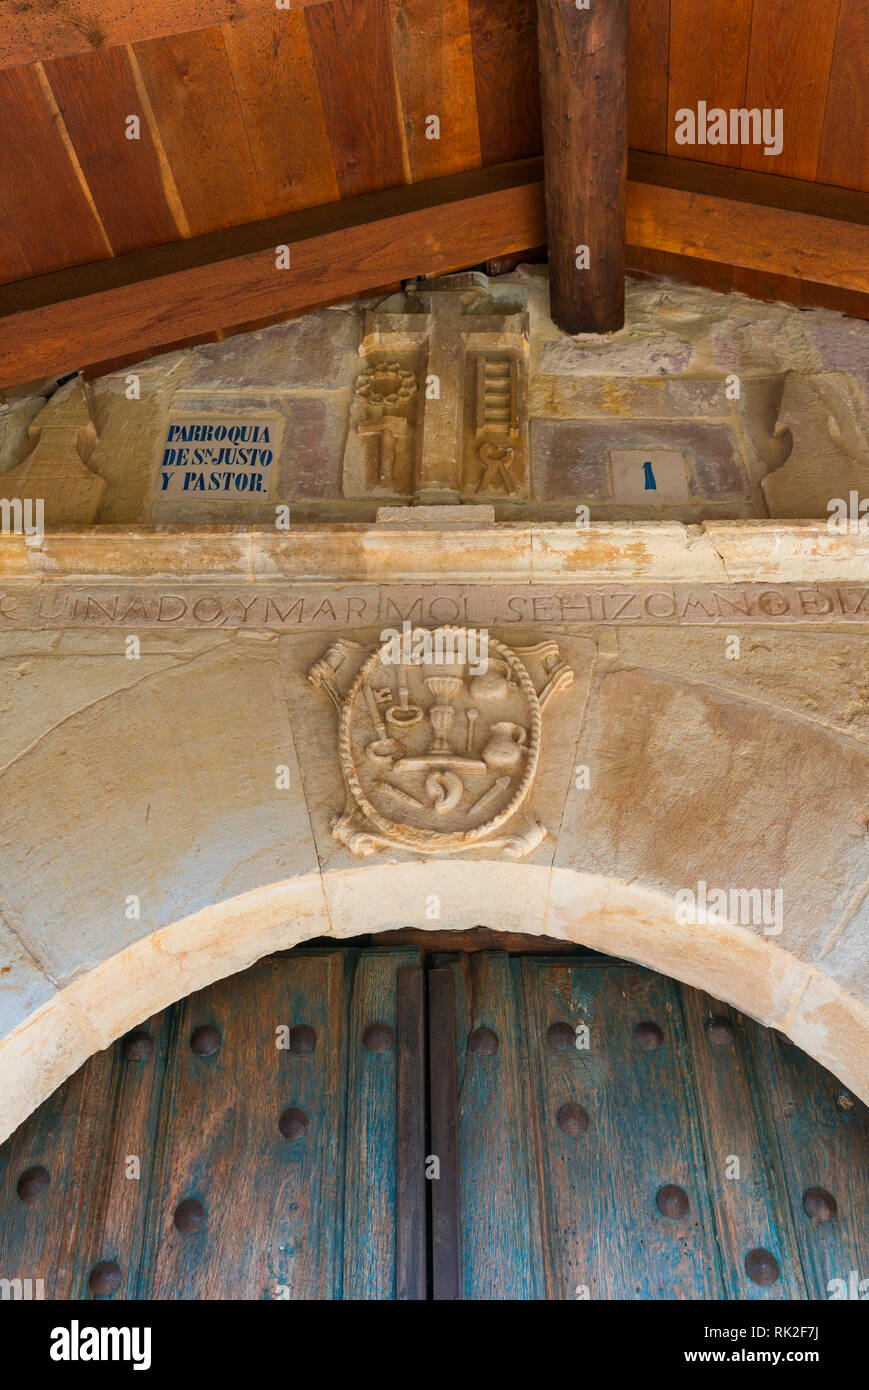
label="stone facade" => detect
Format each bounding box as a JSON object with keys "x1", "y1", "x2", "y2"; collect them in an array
[
  {"x1": 0, "y1": 269, "x2": 868, "y2": 1144},
  {"x1": 3, "y1": 267, "x2": 869, "y2": 527},
  {"x1": 0, "y1": 524, "x2": 867, "y2": 1142}
]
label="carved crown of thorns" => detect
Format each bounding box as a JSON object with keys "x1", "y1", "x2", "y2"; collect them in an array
[{"x1": 355, "y1": 361, "x2": 418, "y2": 407}]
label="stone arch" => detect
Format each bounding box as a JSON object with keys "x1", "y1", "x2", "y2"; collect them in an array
[
  {"x1": 1, "y1": 622, "x2": 867, "y2": 1145},
  {"x1": 1, "y1": 860, "x2": 865, "y2": 1145}
]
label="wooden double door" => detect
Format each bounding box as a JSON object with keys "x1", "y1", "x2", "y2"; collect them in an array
[{"x1": 1, "y1": 942, "x2": 867, "y2": 1300}]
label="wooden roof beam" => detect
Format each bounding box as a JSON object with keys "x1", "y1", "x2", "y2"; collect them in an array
[
  {"x1": 0, "y1": 160, "x2": 548, "y2": 390},
  {"x1": 2, "y1": 155, "x2": 869, "y2": 390},
  {"x1": 537, "y1": 0, "x2": 630, "y2": 335}
]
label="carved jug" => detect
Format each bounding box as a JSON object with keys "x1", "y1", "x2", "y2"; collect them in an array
[{"x1": 482, "y1": 722, "x2": 527, "y2": 773}]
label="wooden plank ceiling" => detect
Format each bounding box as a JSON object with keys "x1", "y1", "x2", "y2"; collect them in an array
[{"x1": 0, "y1": 0, "x2": 867, "y2": 381}]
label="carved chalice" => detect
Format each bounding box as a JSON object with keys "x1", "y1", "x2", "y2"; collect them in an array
[
  {"x1": 393, "y1": 673, "x2": 486, "y2": 776},
  {"x1": 424, "y1": 676, "x2": 461, "y2": 755}
]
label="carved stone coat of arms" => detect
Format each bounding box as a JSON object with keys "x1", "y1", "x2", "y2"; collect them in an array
[{"x1": 308, "y1": 628, "x2": 573, "y2": 859}]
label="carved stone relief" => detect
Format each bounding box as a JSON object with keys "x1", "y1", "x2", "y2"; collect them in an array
[
  {"x1": 762, "y1": 371, "x2": 869, "y2": 517},
  {"x1": 347, "y1": 359, "x2": 420, "y2": 495},
  {"x1": 342, "y1": 273, "x2": 529, "y2": 503},
  {"x1": 0, "y1": 377, "x2": 105, "y2": 524},
  {"x1": 309, "y1": 628, "x2": 573, "y2": 857}
]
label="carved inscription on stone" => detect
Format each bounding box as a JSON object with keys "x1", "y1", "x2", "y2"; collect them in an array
[
  {"x1": 3, "y1": 584, "x2": 869, "y2": 629},
  {"x1": 308, "y1": 629, "x2": 573, "y2": 858}
]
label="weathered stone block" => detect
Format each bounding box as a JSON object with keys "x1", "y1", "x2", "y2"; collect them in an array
[
  {"x1": 530, "y1": 420, "x2": 611, "y2": 498},
  {"x1": 531, "y1": 420, "x2": 750, "y2": 503},
  {"x1": 185, "y1": 309, "x2": 360, "y2": 391},
  {"x1": 278, "y1": 397, "x2": 342, "y2": 498}
]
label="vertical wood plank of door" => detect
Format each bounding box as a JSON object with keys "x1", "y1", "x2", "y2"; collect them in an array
[
  {"x1": 0, "y1": 1004, "x2": 175, "y2": 1300},
  {"x1": 679, "y1": 989, "x2": 806, "y2": 1299},
  {"x1": 752, "y1": 1027, "x2": 869, "y2": 1299},
  {"x1": 428, "y1": 966, "x2": 461, "y2": 1300},
  {"x1": 75, "y1": 1012, "x2": 179, "y2": 1300},
  {"x1": 396, "y1": 965, "x2": 426, "y2": 1300},
  {"x1": 342, "y1": 947, "x2": 422, "y2": 1299},
  {"x1": 521, "y1": 960, "x2": 724, "y2": 1299},
  {"x1": 0, "y1": 1047, "x2": 117, "y2": 1298},
  {"x1": 144, "y1": 951, "x2": 353, "y2": 1299},
  {"x1": 437, "y1": 953, "x2": 545, "y2": 1299}
]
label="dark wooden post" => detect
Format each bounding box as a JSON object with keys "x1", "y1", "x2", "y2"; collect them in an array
[{"x1": 537, "y1": 0, "x2": 630, "y2": 334}]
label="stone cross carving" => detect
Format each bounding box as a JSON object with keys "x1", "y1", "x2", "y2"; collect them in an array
[{"x1": 342, "y1": 273, "x2": 529, "y2": 503}]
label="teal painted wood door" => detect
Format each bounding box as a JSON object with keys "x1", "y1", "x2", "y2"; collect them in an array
[
  {"x1": 434, "y1": 953, "x2": 869, "y2": 1300},
  {"x1": 0, "y1": 946, "x2": 866, "y2": 1300}
]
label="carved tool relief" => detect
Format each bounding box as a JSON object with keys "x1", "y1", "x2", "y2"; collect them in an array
[
  {"x1": 341, "y1": 273, "x2": 529, "y2": 503},
  {"x1": 470, "y1": 353, "x2": 522, "y2": 495},
  {"x1": 346, "y1": 359, "x2": 420, "y2": 495},
  {"x1": 308, "y1": 628, "x2": 573, "y2": 858}
]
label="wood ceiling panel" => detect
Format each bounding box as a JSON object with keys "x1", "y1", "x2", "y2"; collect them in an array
[
  {"x1": 0, "y1": 0, "x2": 867, "y2": 345},
  {"x1": 740, "y1": 0, "x2": 841, "y2": 179},
  {"x1": 133, "y1": 27, "x2": 266, "y2": 235},
  {"x1": 0, "y1": 161, "x2": 548, "y2": 386},
  {"x1": 668, "y1": 0, "x2": 753, "y2": 165},
  {"x1": 628, "y1": 0, "x2": 670, "y2": 156},
  {"x1": 43, "y1": 47, "x2": 183, "y2": 255},
  {"x1": 305, "y1": 0, "x2": 407, "y2": 198},
  {"x1": 0, "y1": 0, "x2": 334, "y2": 70},
  {"x1": 0, "y1": 64, "x2": 110, "y2": 275},
  {"x1": 390, "y1": 0, "x2": 482, "y2": 182},
  {"x1": 818, "y1": 0, "x2": 869, "y2": 192},
  {"x1": 222, "y1": 12, "x2": 340, "y2": 216},
  {"x1": 467, "y1": 0, "x2": 541, "y2": 166},
  {"x1": 0, "y1": 202, "x2": 33, "y2": 287}
]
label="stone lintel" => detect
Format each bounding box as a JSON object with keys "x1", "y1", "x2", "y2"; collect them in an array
[{"x1": 0, "y1": 520, "x2": 866, "y2": 586}]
